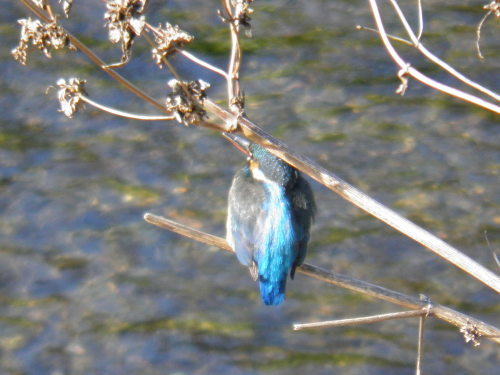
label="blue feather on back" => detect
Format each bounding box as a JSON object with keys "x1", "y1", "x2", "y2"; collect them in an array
[
  {"x1": 255, "y1": 182, "x2": 296, "y2": 305},
  {"x1": 226, "y1": 143, "x2": 315, "y2": 306}
]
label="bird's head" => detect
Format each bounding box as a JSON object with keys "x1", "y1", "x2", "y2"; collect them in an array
[{"x1": 224, "y1": 133, "x2": 297, "y2": 188}]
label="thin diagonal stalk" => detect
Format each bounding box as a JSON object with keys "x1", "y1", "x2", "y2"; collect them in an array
[
  {"x1": 356, "y1": 25, "x2": 413, "y2": 46},
  {"x1": 294, "y1": 309, "x2": 429, "y2": 330},
  {"x1": 178, "y1": 50, "x2": 229, "y2": 79},
  {"x1": 80, "y1": 96, "x2": 174, "y2": 121}
]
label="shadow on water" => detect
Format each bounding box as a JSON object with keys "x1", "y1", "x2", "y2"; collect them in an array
[{"x1": 1, "y1": 1, "x2": 498, "y2": 375}]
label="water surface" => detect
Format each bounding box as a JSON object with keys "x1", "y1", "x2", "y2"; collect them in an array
[{"x1": 1, "y1": 1, "x2": 498, "y2": 374}]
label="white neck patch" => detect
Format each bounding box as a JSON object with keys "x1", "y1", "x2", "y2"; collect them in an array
[{"x1": 251, "y1": 166, "x2": 271, "y2": 183}]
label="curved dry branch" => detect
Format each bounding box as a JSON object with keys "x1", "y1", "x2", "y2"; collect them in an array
[
  {"x1": 368, "y1": 0, "x2": 500, "y2": 113},
  {"x1": 79, "y1": 95, "x2": 174, "y2": 121},
  {"x1": 389, "y1": 0, "x2": 500, "y2": 102},
  {"x1": 143, "y1": 213, "x2": 500, "y2": 345}
]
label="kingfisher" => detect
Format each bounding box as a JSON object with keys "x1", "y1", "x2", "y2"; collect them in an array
[{"x1": 224, "y1": 133, "x2": 316, "y2": 306}]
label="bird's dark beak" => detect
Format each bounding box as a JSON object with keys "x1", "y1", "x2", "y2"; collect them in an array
[{"x1": 223, "y1": 132, "x2": 251, "y2": 157}]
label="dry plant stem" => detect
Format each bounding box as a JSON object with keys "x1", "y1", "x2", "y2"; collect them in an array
[
  {"x1": 475, "y1": 9, "x2": 492, "y2": 60},
  {"x1": 389, "y1": 0, "x2": 500, "y2": 102},
  {"x1": 143, "y1": 213, "x2": 500, "y2": 344},
  {"x1": 20, "y1": 0, "x2": 167, "y2": 113},
  {"x1": 415, "y1": 311, "x2": 427, "y2": 375},
  {"x1": 416, "y1": 0, "x2": 423, "y2": 41},
  {"x1": 204, "y1": 99, "x2": 500, "y2": 294},
  {"x1": 223, "y1": 0, "x2": 243, "y2": 113},
  {"x1": 144, "y1": 23, "x2": 229, "y2": 79},
  {"x1": 143, "y1": 33, "x2": 182, "y2": 83},
  {"x1": 144, "y1": 212, "x2": 232, "y2": 251},
  {"x1": 178, "y1": 50, "x2": 229, "y2": 79},
  {"x1": 141, "y1": 31, "x2": 202, "y2": 115},
  {"x1": 356, "y1": 25, "x2": 413, "y2": 46},
  {"x1": 44, "y1": 2, "x2": 55, "y2": 21},
  {"x1": 368, "y1": 0, "x2": 500, "y2": 113},
  {"x1": 79, "y1": 95, "x2": 174, "y2": 121},
  {"x1": 293, "y1": 309, "x2": 429, "y2": 330}
]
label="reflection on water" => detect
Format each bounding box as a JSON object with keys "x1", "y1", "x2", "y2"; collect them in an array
[{"x1": 1, "y1": 1, "x2": 498, "y2": 374}]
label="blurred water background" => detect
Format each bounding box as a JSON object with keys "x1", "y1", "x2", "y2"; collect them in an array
[{"x1": 0, "y1": 1, "x2": 498, "y2": 374}]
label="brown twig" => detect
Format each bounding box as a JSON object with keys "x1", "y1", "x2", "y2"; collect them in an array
[
  {"x1": 143, "y1": 212, "x2": 500, "y2": 344},
  {"x1": 79, "y1": 95, "x2": 175, "y2": 121},
  {"x1": 356, "y1": 25, "x2": 413, "y2": 46},
  {"x1": 293, "y1": 309, "x2": 429, "y2": 330},
  {"x1": 178, "y1": 49, "x2": 229, "y2": 79},
  {"x1": 222, "y1": 0, "x2": 244, "y2": 119}
]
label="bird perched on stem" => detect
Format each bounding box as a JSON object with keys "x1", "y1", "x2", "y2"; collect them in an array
[{"x1": 224, "y1": 133, "x2": 315, "y2": 306}]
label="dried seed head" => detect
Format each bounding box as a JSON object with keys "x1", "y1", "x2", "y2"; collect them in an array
[
  {"x1": 165, "y1": 79, "x2": 210, "y2": 126},
  {"x1": 152, "y1": 23, "x2": 193, "y2": 67},
  {"x1": 232, "y1": 0, "x2": 254, "y2": 36},
  {"x1": 483, "y1": 0, "x2": 499, "y2": 17},
  {"x1": 104, "y1": 0, "x2": 148, "y2": 64},
  {"x1": 12, "y1": 18, "x2": 74, "y2": 65},
  {"x1": 33, "y1": 0, "x2": 49, "y2": 9},
  {"x1": 459, "y1": 321, "x2": 482, "y2": 347},
  {"x1": 56, "y1": 78, "x2": 87, "y2": 118},
  {"x1": 59, "y1": 0, "x2": 74, "y2": 17}
]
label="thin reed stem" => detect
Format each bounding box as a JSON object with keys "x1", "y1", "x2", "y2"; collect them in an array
[
  {"x1": 293, "y1": 309, "x2": 429, "y2": 330},
  {"x1": 80, "y1": 96, "x2": 175, "y2": 121}
]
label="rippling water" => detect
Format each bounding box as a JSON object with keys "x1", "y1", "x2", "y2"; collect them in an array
[{"x1": 1, "y1": 1, "x2": 498, "y2": 374}]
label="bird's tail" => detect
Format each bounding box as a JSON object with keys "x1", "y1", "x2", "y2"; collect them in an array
[{"x1": 259, "y1": 274, "x2": 287, "y2": 306}]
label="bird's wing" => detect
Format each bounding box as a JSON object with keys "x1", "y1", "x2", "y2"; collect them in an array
[
  {"x1": 290, "y1": 174, "x2": 316, "y2": 278},
  {"x1": 227, "y1": 170, "x2": 266, "y2": 269}
]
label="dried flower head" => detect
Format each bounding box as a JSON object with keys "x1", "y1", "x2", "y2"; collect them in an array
[
  {"x1": 396, "y1": 63, "x2": 411, "y2": 96},
  {"x1": 165, "y1": 79, "x2": 210, "y2": 126},
  {"x1": 459, "y1": 321, "x2": 482, "y2": 347},
  {"x1": 232, "y1": 0, "x2": 254, "y2": 36},
  {"x1": 33, "y1": 0, "x2": 49, "y2": 9},
  {"x1": 104, "y1": 0, "x2": 148, "y2": 65},
  {"x1": 59, "y1": 0, "x2": 74, "y2": 17},
  {"x1": 56, "y1": 78, "x2": 87, "y2": 118},
  {"x1": 484, "y1": 0, "x2": 499, "y2": 17},
  {"x1": 12, "y1": 18, "x2": 74, "y2": 65},
  {"x1": 152, "y1": 23, "x2": 193, "y2": 67}
]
